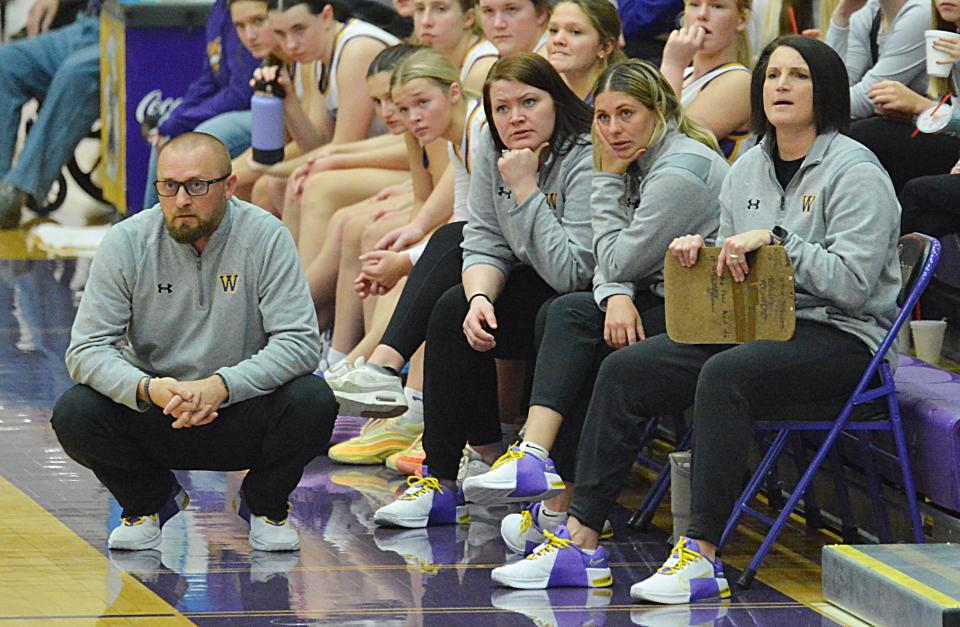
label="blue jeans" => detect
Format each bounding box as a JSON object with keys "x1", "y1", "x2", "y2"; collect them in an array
[
  {"x1": 0, "y1": 14, "x2": 100, "y2": 201},
  {"x1": 143, "y1": 109, "x2": 252, "y2": 209}
]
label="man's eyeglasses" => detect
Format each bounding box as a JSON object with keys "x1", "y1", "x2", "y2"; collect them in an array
[{"x1": 155, "y1": 174, "x2": 230, "y2": 197}]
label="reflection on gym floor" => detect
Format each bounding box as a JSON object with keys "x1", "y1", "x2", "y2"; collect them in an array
[{"x1": 0, "y1": 255, "x2": 852, "y2": 626}]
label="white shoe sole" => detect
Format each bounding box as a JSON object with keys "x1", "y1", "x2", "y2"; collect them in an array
[
  {"x1": 249, "y1": 536, "x2": 300, "y2": 552},
  {"x1": 374, "y1": 510, "x2": 429, "y2": 528},
  {"x1": 108, "y1": 533, "x2": 162, "y2": 551},
  {"x1": 491, "y1": 566, "x2": 612, "y2": 589},
  {"x1": 462, "y1": 472, "x2": 565, "y2": 504},
  {"x1": 334, "y1": 390, "x2": 407, "y2": 419}
]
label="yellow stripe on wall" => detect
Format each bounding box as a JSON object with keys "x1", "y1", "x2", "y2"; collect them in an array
[{"x1": 0, "y1": 473, "x2": 191, "y2": 624}]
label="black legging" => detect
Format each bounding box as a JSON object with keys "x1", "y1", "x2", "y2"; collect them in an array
[
  {"x1": 567, "y1": 321, "x2": 871, "y2": 544},
  {"x1": 848, "y1": 117, "x2": 960, "y2": 194},
  {"x1": 380, "y1": 221, "x2": 465, "y2": 359},
  {"x1": 530, "y1": 290, "x2": 666, "y2": 480},
  {"x1": 422, "y1": 266, "x2": 557, "y2": 480},
  {"x1": 900, "y1": 173, "x2": 960, "y2": 237}
]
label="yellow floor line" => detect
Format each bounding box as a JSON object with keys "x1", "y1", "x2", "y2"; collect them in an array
[{"x1": 0, "y1": 473, "x2": 192, "y2": 625}]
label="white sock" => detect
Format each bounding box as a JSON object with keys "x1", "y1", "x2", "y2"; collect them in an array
[
  {"x1": 327, "y1": 349, "x2": 347, "y2": 367},
  {"x1": 518, "y1": 440, "x2": 549, "y2": 461},
  {"x1": 399, "y1": 388, "x2": 424, "y2": 425},
  {"x1": 538, "y1": 504, "x2": 567, "y2": 532}
]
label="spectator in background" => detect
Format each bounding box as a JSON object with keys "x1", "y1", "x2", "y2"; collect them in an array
[
  {"x1": 0, "y1": 0, "x2": 101, "y2": 228},
  {"x1": 618, "y1": 0, "x2": 684, "y2": 63},
  {"x1": 142, "y1": 0, "x2": 269, "y2": 211}
]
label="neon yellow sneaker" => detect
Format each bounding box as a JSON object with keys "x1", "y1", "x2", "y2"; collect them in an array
[
  {"x1": 386, "y1": 433, "x2": 425, "y2": 475},
  {"x1": 329, "y1": 416, "x2": 423, "y2": 465}
]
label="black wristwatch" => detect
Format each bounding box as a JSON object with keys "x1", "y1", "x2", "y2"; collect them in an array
[{"x1": 770, "y1": 226, "x2": 788, "y2": 246}]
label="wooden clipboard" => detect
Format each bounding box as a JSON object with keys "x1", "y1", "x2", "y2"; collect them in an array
[{"x1": 664, "y1": 246, "x2": 796, "y2": 344}]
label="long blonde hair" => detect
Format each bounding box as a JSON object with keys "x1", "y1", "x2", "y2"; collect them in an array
[
  {"x1": 591, "y1": 59, "x2": 722, "y2": 168},
  {"x1": 391, "y1": 47, "x2": 478, "y2": 100}
]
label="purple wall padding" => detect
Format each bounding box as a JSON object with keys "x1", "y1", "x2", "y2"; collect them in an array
[{"x1": 895, "y1": 354, "x2": 960, "y2": 512}]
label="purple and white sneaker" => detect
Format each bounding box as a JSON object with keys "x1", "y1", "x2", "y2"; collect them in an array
[
  {"x1": 463, "y1": 445, "x2": 565, "y2": 504},
  {"x1": 630, "y1": 537, "x2": 730, "y2": 604},
  {"x1": 491, "y1": 524, "x2": 613, "y2": 589},
  {"x1": 108, "y1": 487, "x2": 189, "y2": 551},
  {"x1": 502, "y1": 503, "x2": 614, "y2": 556},
  {"x1": 374, "y1": 474, "x2": 470, "y2": 528},
  {"x1": 501, "y1": 502, "x2": 548, "y2": 555}
]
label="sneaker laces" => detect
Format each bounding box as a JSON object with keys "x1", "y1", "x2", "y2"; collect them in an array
[
  {"x1": 526, "y1": 528, "x2": 570, "y2": 560},
  {"x1": 518, "y1": 507, "x2": 535, "y2": 534},
  {"x1": 122, "y1": 513, "x2": 157, "y2": 526},
  {"x1": 657, "y1": 538, "x2": 700, "y2": 575},
  {"x1": 400, "y1": 475, "x2": 444, "y2": 500},
  {"x1": 490, "y1": 444, "x2": 524, "y2": 471},
  {"x1": 260, "y1": 516, "x2": 288, "y2": 526}
]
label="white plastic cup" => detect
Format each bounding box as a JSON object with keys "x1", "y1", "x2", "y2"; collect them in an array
[
  {"x1": 925, "y1": 30, "x2": 960, "y2": 78},
  {"x1": 911, "y1": 319, "x2": 948, "y2": 364}
]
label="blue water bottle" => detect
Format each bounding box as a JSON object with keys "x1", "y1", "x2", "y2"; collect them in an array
[{"x1": 251, "y1": 71, "x2": 286, "y2": 165}]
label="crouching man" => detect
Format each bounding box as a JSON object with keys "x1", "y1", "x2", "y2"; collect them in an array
[{"x1": 52, "y1": 132, "x2": 336, "y2": 552}]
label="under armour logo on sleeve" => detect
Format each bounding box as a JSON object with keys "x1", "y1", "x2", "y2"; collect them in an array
[
  {"x1": 158, "y1": 283, "x2": 173, "y2": 293},
  {"x1": 497, "y1": 186, "x2": 512, "y2": 198},
  {"x1": 746, "y1": 199, "x2": 760, "y2": 211}
]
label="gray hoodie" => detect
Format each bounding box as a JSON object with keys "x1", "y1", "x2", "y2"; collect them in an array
[
  {"x1": 592, "y1": 127, "x2": 728, "y2": 307},
  {"x1": 65, "y1": 198, "x2": 321, "y2": 411},
  {"x1": 461, "y1": 129, "x2": 595, "y2": 293},
  {"x1": 719, "y1": 131, "x2": 901, "y2": 354}
]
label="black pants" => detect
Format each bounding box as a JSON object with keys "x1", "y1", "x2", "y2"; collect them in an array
[
  {"x1": 567, "y1": 321, "x2": 871, "y2": 545},
  {"x1": 422, "y1": 266, "x2": 557, "y2": 480},
  {"x1": 52, "y1": 374, "x2": 337, "y2": 520},
  {"x1": 530, "y1": 290, "x2": 665, "y2": 480},
  {"x1": 848, "y1": 117, "x2": 960, "y2": 194},
  {"x1": 381, "y1": 221, "x2": 465, "y2": 360},
  {"x1": 900, "y1": 173, "x2": 960, "y2": 237}
]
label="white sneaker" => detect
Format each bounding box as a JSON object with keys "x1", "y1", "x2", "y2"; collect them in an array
[
  {"x1": 323, "y1": 356, "x2": 360, "y2": 385},
  {"x1": 462, "y1": 445, "x2": 565, "y2": 504},
  {"x1": 457, "y1": 445, "x2": 492, "y2": 485},
  {"x1": 109, "y1": 515, "x2": 162, "y2": 551},
  {"x1": 329, "y1": 361, "x2": 407, "y2": 418},
  {"x1": 374, "y1": 475, "x2": 469, "y2": 528},
  {"x1": 108, "y1": 489, "x2": 189, "y2": 551},
  {"x1": 491, "y1": 524, "x2": 612, "y2": 589},
  {"x1": 249, "y1": 514, "x2": 300, "y2": 551},
  {"x1": 501, "y1": 503, "x2": 612, "y2": 555},
  {"x1": 630, "y1": 537, "x2": 730, "y2": 604},
  {"x1": 501, "y1": 502, "x2": 550, "y2": 555}
]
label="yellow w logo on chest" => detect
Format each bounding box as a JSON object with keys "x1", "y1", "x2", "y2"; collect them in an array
[{"x1": 218, "y1": 274, "x2": 240, "y2": 293}]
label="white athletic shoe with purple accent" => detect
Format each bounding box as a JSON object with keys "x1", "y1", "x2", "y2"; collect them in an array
[
  {"x1": 374, "y1": 474, "x2": 470, "y2": 528},
  {"x1": 463, "y1": 446, "x2": 565, "y2": 504},
  {"x1": 630, "y1": 537, "x2": 730, "y2": 604},
  {"x1": 502, "y1": 503, "x2": 615, "y2": 556},
  {"x1": 501, "y1": 502, "x2": 548, "y2": 555},
  {"x1": 491, "y1": 524, "x2": 613, "y2": 589},
  {"x1": 108, "y1": 488, "x2": 189, "y2": 551}
]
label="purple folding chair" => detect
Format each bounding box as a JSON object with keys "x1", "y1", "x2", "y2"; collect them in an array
[{"x1": 716, "y1": 233, "x2": 938, "y2": 589}]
